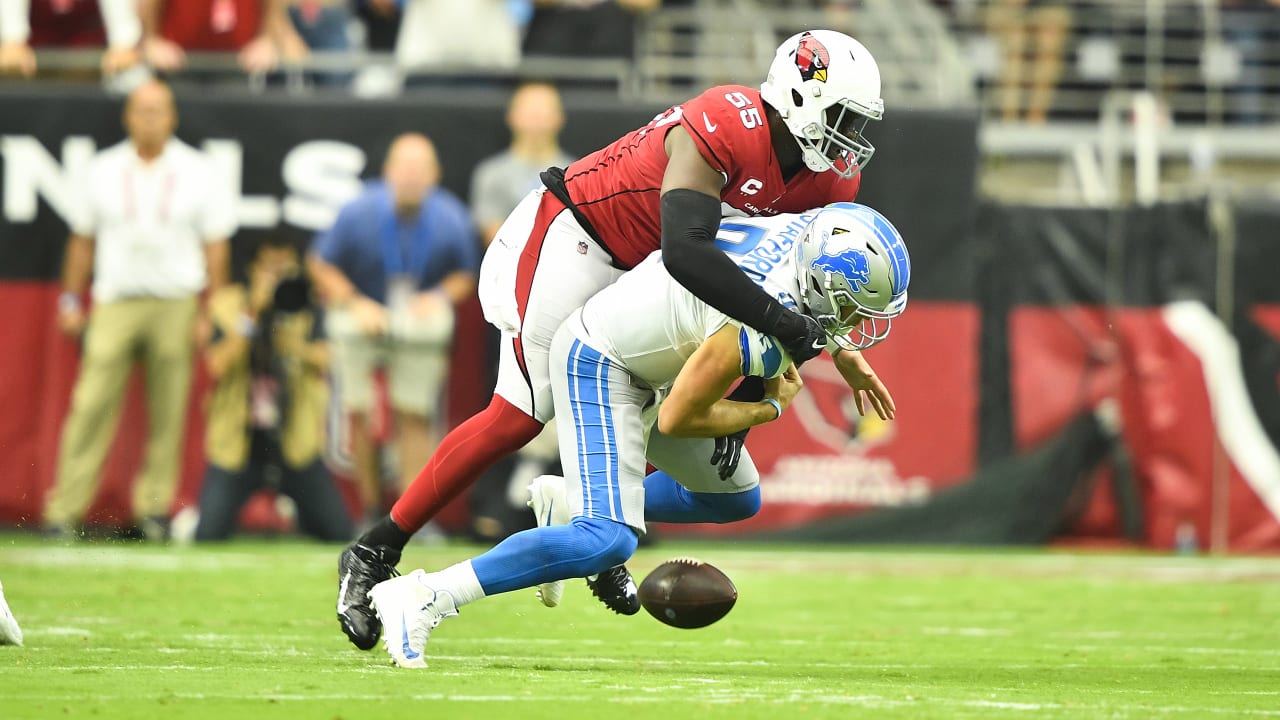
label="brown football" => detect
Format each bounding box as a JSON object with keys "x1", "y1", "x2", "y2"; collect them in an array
[{"x1": 638, "y1": 558, "x2": 737, "y2": 629}]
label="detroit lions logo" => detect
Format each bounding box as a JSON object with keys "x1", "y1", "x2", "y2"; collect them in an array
[
  {"x1": 793, "y1": 32, "x2": 831, "y2": 83},
  {"x1": 813, "y1": 247, "x2": 871, "y2": 291}
]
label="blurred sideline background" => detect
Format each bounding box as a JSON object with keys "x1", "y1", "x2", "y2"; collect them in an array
[{"x1": 1, "y1": 0, "x2": 1279, "y2": 552}]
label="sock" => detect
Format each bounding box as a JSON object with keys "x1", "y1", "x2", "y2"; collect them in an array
[
  {"x1": 358, "y1": 514, "x2": 412, "y2": 551},
  {"x1": 391, "y1": 395, "x2": 544, "y2": 532},
  {"x1": 470, "y1": 517, "x2": 638, "y2": 596},
  {"x1": 422, "y1": 560, "x2": 486, "y2": 608},
  {"x1": 643, "y1": 470, "x2": 761, "y2": 524}
]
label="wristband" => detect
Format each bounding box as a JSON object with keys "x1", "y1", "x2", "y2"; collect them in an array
[
  {"x1": 58, "y1": 292, "x2": 82, "y2": 314},
  {"x1": 762, "y1": 397, "x2": 783, "y2": 421}
]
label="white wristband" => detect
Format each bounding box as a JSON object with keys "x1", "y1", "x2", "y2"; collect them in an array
[{"x1": 763, "y1": 397, "x2": 783, "y2": 421}]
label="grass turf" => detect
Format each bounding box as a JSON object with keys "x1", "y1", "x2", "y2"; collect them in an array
[{"x1": 1, "y1": 537, "x2": 1278, "y2": 719}]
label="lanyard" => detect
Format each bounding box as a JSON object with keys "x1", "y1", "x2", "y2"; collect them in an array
[
  {"x1": 379, "y1": 189, "x2": 436, "y2": 282},
  {"x1": 123, "y1": 164, "x2": 176, "y2": 225}
]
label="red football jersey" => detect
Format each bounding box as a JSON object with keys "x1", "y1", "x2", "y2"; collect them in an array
[
  {"x1": 28, "y1": 0, "x2": 105, "y2": 47},
  {"x1": 561, "y1": 84, "x2": 861, "y2": 270},
  {"x1": 161, "y1": 0, "x2": 261, "y2": 51}
]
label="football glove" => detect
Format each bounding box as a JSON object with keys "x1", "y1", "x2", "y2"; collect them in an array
[
  {"x1": 710, "y1": 376, "x2": 766, "y2": 480},
  {"x1": 710, "y1": 429, "x2": 749, "y2": 481},
  {"x1": 778, "y1": 313, "x2": 827, "y2": 365}
]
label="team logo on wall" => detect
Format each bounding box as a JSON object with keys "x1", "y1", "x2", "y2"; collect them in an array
[
  {"x1": 790, "y1": 358, "x2": 896, "y2": 453},
  {"x1": 793, "y1": 32, "x2": 831, "y2": 83}
]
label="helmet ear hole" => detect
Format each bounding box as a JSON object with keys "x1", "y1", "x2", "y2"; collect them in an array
[{"x1": 791, "y1": 89, "x2": 804, "y2": 107}]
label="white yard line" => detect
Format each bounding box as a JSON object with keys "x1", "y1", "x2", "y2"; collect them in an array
[{"x1": 3, "y1": 687, "x2": 1278, "y2": 716}]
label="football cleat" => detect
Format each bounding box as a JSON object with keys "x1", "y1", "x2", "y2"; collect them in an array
[
  {"x1": 368, "y1": 570, "x2": 458, "y2": 669},
  {"x1": 527, "y1": 475, "x2": 571, "y2": 607},
  {"x1": 0, "y1": 579, "x2": 22, "y2": 647},
  {"x1": 337, "y1": 542, "x2": 401, "y2": 650},
  {"x1": 586, "y1": 564, "x2": 641, "y2": 616}
]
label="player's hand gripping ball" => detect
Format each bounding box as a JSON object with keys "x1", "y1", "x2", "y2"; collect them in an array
[{"x1": 638, "y1": 558, "x2": 737, "y2": 629}]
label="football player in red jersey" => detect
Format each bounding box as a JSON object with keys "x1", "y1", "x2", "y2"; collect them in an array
[{"x1": 337, "y1": 29, "x2": 897, "y2": 650}]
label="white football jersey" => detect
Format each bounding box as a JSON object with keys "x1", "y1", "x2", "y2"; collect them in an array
[{"x1": 577, "y1": 211, "x2": 818, "y2": 390}]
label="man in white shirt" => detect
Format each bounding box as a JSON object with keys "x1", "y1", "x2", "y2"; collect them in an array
[{"x1": 46, "y1": 78, "x2": 234, "y2": 540}]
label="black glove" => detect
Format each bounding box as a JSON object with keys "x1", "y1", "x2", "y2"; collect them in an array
[
  {"x1": 776, "y1": 313, "x2": 827, "y2": 365},
  {"x1": 710, "y1": 428, "x2": 749, "y2": 481},
  {"x1": 710, "y1": 376, "x2": 766, "y2": 480}
]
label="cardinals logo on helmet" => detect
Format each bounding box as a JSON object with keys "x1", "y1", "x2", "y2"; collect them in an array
[
  {"x1": 793, "y1": 31, "x2": 831, "y2": 83},
  {"x1": 813, "y1": 245, "x2": 871, "y2": 291}
]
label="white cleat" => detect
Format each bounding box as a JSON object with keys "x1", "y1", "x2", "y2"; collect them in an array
[
  {"x1": 367, "y1": 570, "x2": 457, "y2": 669},
  {"x1": 528, "y1": 475, "x2": 572, "y2": 607},
  {"x1": 0, "y1": 580, "x2": 22, "y2": 647}
]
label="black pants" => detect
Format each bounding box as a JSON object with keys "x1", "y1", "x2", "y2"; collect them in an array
[{"x1": 194, "y1": 457, "x2": 354, "y2": 542}]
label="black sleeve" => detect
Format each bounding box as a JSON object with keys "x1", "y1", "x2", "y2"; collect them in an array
[{"x1": 660, "y1": 189, "x2": 807, "y2": 347}]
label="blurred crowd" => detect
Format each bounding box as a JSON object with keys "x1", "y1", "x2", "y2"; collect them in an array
[
  {"x1": 2, "y1": 1, "x2": 1278, "y2": 122},
  {"x1": 0, "y1": 0, "x2": 663, "y2": 86},
  {"x1": 43, "y1": 75, "x2": 576, "y2": 544}
]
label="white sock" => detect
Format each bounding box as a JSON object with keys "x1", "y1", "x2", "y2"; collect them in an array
[{"x1": 423, "y1": 560, "x2": 486, "y2": 608}]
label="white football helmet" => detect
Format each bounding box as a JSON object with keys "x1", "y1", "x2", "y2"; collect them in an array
[
  {"x1": 795, "y1": 202, "x2": 910, "y2": 350},
  {"x1": 760, "y1": 30, "x2": 884, "y2": 179}
]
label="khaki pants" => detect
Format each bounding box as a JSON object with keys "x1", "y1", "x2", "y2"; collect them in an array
[{"x1": 45, "y1": 296, "x2": 197, "y2": 525}]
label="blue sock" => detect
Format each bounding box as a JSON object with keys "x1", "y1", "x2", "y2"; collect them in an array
[
  {"x1": 469, "y1": 516, "x2": 638, "y2": 596},
  {"x1": 643, "y1": 470, "x2": 761, "y2": 524}
]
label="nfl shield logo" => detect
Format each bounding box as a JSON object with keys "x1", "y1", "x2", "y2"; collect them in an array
[{"x1": 577, "y1": 241, "x2": 589, "y2": 255}]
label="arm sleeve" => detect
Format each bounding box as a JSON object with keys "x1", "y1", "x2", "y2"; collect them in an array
[
  {"x1": 660, "y1": 189, "x2": 807, "y2": 345},
  {"x1": 0, "y1": 0, "x2": 30, "y2": 43}
]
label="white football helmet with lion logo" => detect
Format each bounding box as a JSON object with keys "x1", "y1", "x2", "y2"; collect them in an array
[{"x1": 796, "y1": 202, "x2": 910, "y2": 350}]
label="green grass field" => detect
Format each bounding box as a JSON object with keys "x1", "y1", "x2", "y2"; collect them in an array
[{"x1": 1, "y1": 536, "x2": 1278, "y2": 719}]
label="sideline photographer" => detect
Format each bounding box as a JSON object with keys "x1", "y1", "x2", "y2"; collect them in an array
[{"x1": 194, "y1": 235, "x2": 353, "y2": 542}]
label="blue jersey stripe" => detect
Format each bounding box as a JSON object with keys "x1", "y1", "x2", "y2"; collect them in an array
[
  {"x1": 568, "y1": 339, "x2": 622, "y2": 522},
  {"x1": 567, "y1": 341, "x2": 592, "y2": 517},
  {"x1": 597, "y1": 352, "x2": 620, "y2": 521}
]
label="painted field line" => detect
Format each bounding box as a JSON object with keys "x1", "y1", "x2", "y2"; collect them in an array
[
  {"x1": 6, "y1": 689, "x2": 1279, "y2": 716},
  {"x1": 1039, "y1": 643, "x2": 1280, "y2": 656},
  {"x1": 5, "y1": 546, "x2": 1280, "y2": 579},
  {"x1": 25, "y1": 656, "x2": 1280, "y2": 674}
]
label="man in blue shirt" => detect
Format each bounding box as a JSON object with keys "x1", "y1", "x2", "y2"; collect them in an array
[{"x1": 308, "y1": 133, "x2": 479, "y2": 524}]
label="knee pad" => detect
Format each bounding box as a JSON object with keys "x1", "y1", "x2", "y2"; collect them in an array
[{"x1": 694, "y1": 486, "x2": 761, "y2": 523}]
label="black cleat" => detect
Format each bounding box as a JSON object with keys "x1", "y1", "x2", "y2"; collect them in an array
[
  {"x1": 337, "y1": 542, "x2": 401, "y2": 650},
  {"x1": 586, "y1": 564, "x2": 640, "y2": 616}
]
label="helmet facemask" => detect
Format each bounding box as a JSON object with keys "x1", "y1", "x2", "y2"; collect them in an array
[
  {"x1": 760, "y1": 30, "x2": 885, "y2": 181},
  {"x1": 805, "y1": 262, "x2": 903, "y2": 351},
  {"x1": 795, "y1": 97, "x2": 880, "y2": 180}
]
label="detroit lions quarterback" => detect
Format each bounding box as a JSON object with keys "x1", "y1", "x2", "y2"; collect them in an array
[
  {"x1": 365, "y1": 203, "x2": 911, "y2": 668},
  {"x1": 339, "y1": 29, "x2": 896, "y2": 649}
]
